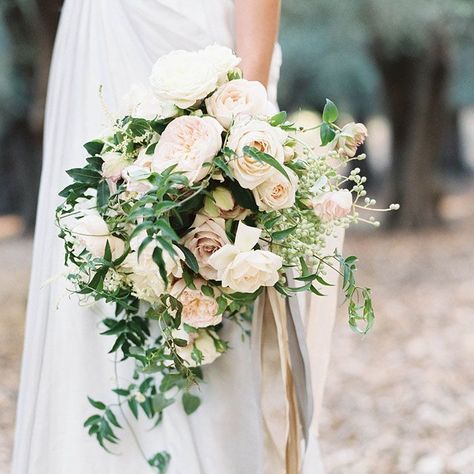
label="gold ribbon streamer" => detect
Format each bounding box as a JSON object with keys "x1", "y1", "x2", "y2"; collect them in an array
[{"x1": 257, "y1": 288, "x2": 303, "y2": 474}]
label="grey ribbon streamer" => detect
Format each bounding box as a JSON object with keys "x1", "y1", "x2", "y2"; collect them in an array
[
  {"x1": 286, "y1": 270, "x2": 314, "y2": 445},
  {"x1": 251, "y1": 272, "x2": 314, "y2": 455}
]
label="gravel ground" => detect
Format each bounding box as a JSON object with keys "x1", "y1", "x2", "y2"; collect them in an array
[{"x1": 0, "y1": 189, "x2": 473, "y2": 473}]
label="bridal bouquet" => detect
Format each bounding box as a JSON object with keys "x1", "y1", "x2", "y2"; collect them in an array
[{"x1": 56, "y1": 45, "x2": 397, "y2": 471}]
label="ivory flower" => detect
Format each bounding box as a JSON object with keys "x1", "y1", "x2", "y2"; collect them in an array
[
  {"x1": 123, "y1": 236, "x2": 184, "y2": 303},
  {"x1": 182, "y1": 215, "x2": 230, "y2": 280},
  {"x1": 71, "y1": 214, "x2": 124, "y2": 259},
  {"x1": 312, "y1": 189, "x2": 353, "y2": 221},
  {"x1": 253, "y1": 167, "x2": 298, "y2": 211},
  {"x1": 200, "y1": 44, "x2": 241, "y2": 84},
  {"x1": 226, "y1": 118, "x2": 287, "y2": 189},
  {"x1": 121, "y1": 165, "x2": 154, "y2": 194},
  {"x1": 120, "y1": 83, "x2": 178, "y2": 120},
  {"x1": 329, "y1": 122, "x2": 368, "y2": 158},
  {"x1": 174, "y1": 328, "x2": 222, "y2": 367},
  {"x1": 205, "y1": 79, "x2": 268, "y2": 128},
  {"x1": 150, "y1": 50, "x2": 219, "y2": 109},
  {"x1": 208, "y1": 222, "x2": 283, "y2": 293},
  {"x1": 101, "y1": 152, "x2": 130, "y2": 182},
  {"x1": 151, "y1": 115, "x2": 223, "y2": 184},
  {"x1": 171, "y1": 279, "x2": 221, "y2": 328}
]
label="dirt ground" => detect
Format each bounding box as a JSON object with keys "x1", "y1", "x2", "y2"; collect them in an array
[{"x1": 0, "y1": 188, "x2": 473, "y2": 474}]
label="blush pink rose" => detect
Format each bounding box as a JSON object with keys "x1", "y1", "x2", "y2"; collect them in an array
[
  {"x1": 181, "y1": 215, "x2": 230, "y2": 280},
  {"x1": 171, "y1": 279, "x2": 221, "y2": 328},
  {"x1": 205, "y1": 79, "x2": 268, "y2": 129},
  {"x1": 312, "y1": 189, "x2": 353, "y2": 221},
  {"x1": 151, "y1": 115, "x2": 223, "y2": 184}
]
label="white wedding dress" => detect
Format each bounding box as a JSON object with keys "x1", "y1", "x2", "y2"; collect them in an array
[{"x1": 12, "y1": 1, "x2": 342, "y2": 473}]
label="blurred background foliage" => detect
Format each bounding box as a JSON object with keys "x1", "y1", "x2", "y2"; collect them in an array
[
  {"x1": 0, "y1": 0, "x2": 473, "y2": 230},
  {"x1": 279, "y1": 0, "x2": 474, "y2": 228}
]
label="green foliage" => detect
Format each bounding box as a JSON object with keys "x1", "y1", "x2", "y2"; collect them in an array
[
  {"x1": 182, "y1": 393, "x2": 201, "y2": 415},
  {"x1": 148, "y1": 451, "x2": 171, "y2": 473}
]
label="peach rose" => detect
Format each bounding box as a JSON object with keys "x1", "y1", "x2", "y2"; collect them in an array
[
  {"x1": 329, "y1": 122, "x2": 368, "y2": 158},
  {"x1": 151, "y1": 115, "x2": 223, "y2": 184},
  {"x1": 312, "y1": 189, "x2": 353, "y2": 221},
  {"x1": 182, "y1": 215, "x2": 230, "y2": 280},
  {"x1": 171, "y1": 279, "x2": 221, "y2": 328},
  {"x1": 205, "y1": 79, "x2": 268, "y2": 129},
  {"x1": 253, "y1": 167, "x2": 298, "y2": 211},
  {"x1": 226, "y1": 118, "x2": 287, "y2": 189}
]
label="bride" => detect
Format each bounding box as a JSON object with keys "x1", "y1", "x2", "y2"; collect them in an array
[{"x1": 12, "y1": 1, "x2": 342, "y2": 472}]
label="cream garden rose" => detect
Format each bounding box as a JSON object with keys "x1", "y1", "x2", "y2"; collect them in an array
[
  {"x1": 312, "y1": 189, "x2": 353, "y2": 221},
  {"x1": 226, "y1": 118, "x2": 287, "y2": 189},
  {"x1": 208, "y1": 222, "x2": 283, "y2": 293},
  {"x1": 171, "y1": 279, "x2": 221, "y2": 328},
  {"x1": 200, "y1": 44, "x2": 241, "y2": 84},
  {"x1": 182, "y1": 215, "x2": 230, "y2": 280},
  {"x1": 101, "y1": 151, "x2": 130, "y2": 182},
  {"x1": 123, "y1": 236, "x2": 184, "y2": 303},
  {"x1": 120, "y1": 83, "x2": 178, "y2": 120},
  {"x1": 71, "y1": 214, "x2": 124, "y2": 259},
  {"x1": 173, "y1": 328, "x2": 221, "y2": 367},
  {"x1": 329, "y1": 122, "x2": 368, "y2": 158},
  {"x1": 150, "y1": 50, "x2": 219, "y2": 109},
  {"x1": 205, "y1": 79, "x2": 268, "y2": 129},
  {"x1": 253, "y1": 167, "x2": 298, "y2": 211},
  {"x1": 151, "y1": 115, "x2": 223, "y2": 185}
]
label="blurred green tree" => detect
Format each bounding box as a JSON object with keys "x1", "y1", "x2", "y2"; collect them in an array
[{"x1": 279, "y1": 0, "x2": 474, "y2": 229}]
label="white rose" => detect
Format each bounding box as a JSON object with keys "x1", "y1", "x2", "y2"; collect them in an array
[
  {"x1": 171, "y1": 279, "x2": 221, "y2": 328},
  {"x1": 208, "y1": 222, "x2": 282, "y2": 293},
  {"x1": 151, "y1": 115, "x2": 223, "y2": 185},
  {"x1": 101, "y1": 151, "x2": 129, "y2": 181},
  {"x1": 329, "y1": 122, "x2": 368, "y2": 158},
  {"x1": 174, "y1": 328, "x2": 221, "y2": 367},
  {"x1": 119, "y1": 83, "x2": 178, "y2": 120},
  {"x1": 203, "y1": 186, "x2": 250, "y2": 220},
  {"x1": 150, "y1": 50, "x2": 219, "y2": 109},
  {"x1": 253, "y1": 167, "x2": 298, "y2": 211},
  {"x1": 182, "y1": 215, "x2": 230, "y2": 280},
  {"x1": 312, "y1": 189, "x2": 353, "y2": 221},
  {"x1": 121, "y1": 165, "x2": 154, "y2": 194},
  {"x1": 123, "y1": 235, "x2": 184, "y2": 303},
  {"x1": 200, "y1": 44, "x2": 241, "y2": 84},
  {"x1": 71, "y1": 214, "x2": 124, "y2": 259},
  {"x1": 226, "y1": 118, "x2": 287, "y2": 189},
  {"x1": 205, "y1": 79, "x2": 268, "y2": 129}
]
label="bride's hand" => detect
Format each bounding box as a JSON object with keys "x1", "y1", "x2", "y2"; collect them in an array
[{"x1": 235, "y1": 0, "x2": 281, "y2": 88}]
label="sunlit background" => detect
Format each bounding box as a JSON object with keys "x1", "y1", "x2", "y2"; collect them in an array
[{"x1": 1, "y1": 1, "x2": 473, "y2": 472}]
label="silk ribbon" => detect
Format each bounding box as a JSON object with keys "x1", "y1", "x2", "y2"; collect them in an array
[{"x1": 252, "y1": 280, "x2": 314, "y2": 474}]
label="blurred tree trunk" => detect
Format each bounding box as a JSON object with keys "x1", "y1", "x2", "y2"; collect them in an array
[
  {"x1": 373, "y1": 29, "x2": 450, "y2": 229},
  {"x1": 440, "y1": 109, "x2": 468, "y2": 176}
]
